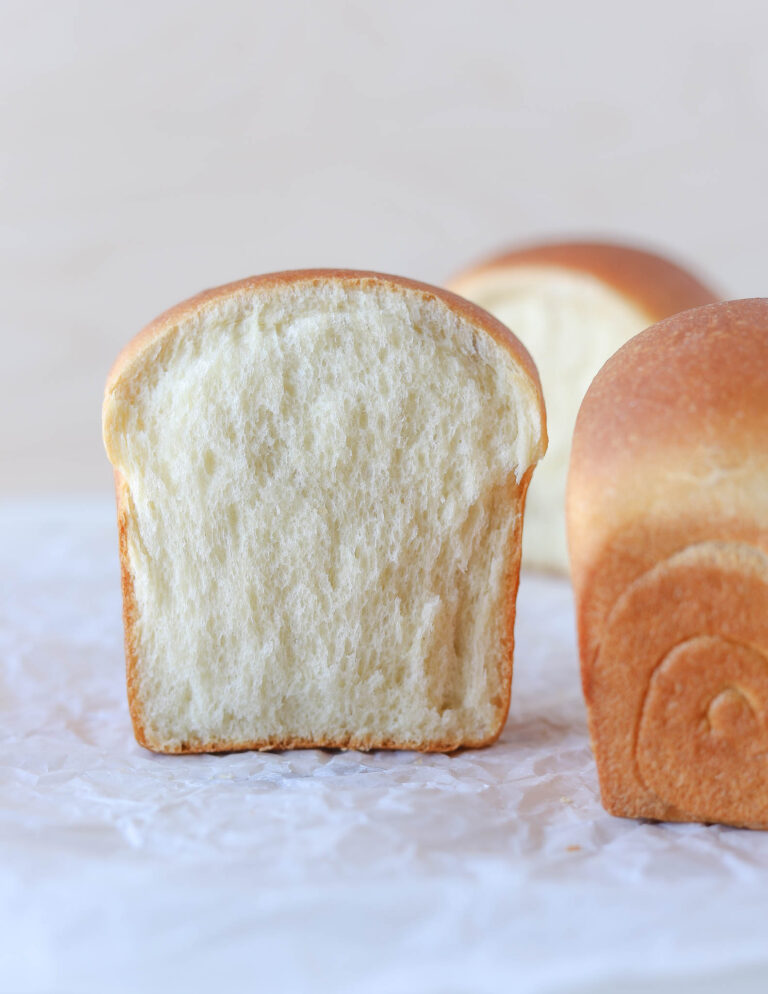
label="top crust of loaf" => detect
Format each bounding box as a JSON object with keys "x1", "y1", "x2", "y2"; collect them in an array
[
  {"x1": 448, "y1": 240, "x2": 718, "y2": 323},
  {"x1": 104, "y1": 269, "x2": 545, "y2": 433},
  {"x1": 568, "y1": 298, "x2": 768, "y2": 486}
]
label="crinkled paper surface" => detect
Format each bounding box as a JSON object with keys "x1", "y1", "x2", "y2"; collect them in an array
[{"x1": 2, "y1": 500, "x2": 768, "y2": 993}]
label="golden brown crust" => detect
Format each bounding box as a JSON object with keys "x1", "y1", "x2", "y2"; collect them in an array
[
  {"x1": 567, "y1": 298, "x2": 768, "y2": 828},
  {"x1": 569, "y1": 298, "x2": 768, "y2": 490},
  {"x1": 448, "y1": 240, "x2": 718, "y2": 323},
  {"x1": 106, "y1": 270, "x2": 544, "y2": 754}
]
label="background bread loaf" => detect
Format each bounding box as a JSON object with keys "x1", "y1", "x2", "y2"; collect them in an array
[
  {"x1": 103, "y1": 270, "x2": 546, "y2": 753},
  {"x1": 449, "y1": 241, "x2": 718, "y2": 573},
  {"x1": 567, "y1": 298, "x2": 768, "y2": 828}
]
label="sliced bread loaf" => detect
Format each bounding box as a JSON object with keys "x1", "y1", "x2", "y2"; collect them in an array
[{"x1": 102, "y1": 270, "x2": 546, "y2": 752}]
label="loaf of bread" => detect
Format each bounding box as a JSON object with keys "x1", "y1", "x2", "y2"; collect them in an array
[
  {"x1": 102, "y1": 270, "x2": 546, "y2": 753},
  {"x1": 448, "y1": 241, "x2": 717, "y2": 573},
  {"x1": 567, "y1": 298, "x2": 768, "y2": 829}
]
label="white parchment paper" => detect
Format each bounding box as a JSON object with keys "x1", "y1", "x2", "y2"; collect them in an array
[{"x1": 2, "y1": 500, "x2": 768, "y2": 993}]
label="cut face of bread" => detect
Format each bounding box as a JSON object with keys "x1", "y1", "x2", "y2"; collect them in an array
[
  {"x1": 103, "y1": 271, "x2": 546, "y2": 753},
  {"x1": 449, "y1": 243, "x2": 717, "y2": 574}
]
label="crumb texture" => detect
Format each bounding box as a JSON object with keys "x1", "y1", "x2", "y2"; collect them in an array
[{"x1": 103, "y1": 278, "x2": 543, "y2": 751}]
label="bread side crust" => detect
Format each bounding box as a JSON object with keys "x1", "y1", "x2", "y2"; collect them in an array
[
  {"x1": 114, "y1": 468, "x2": 148, "y2": 747},
  {"x1": 447, "y1": 240, "x2": 718, "y2": 324},
  {"x1": 106, "y1": 271, "x2": 544, "y2": 754}
]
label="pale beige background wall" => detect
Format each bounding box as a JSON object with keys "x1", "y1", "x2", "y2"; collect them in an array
[{"x1": 2, "y1": 0, "x2": 767, "y2": 495}]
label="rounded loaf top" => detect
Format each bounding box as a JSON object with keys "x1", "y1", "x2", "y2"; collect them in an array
[
  {"x1": 567, "y1": 298, "x2": 768, "y2": 587},
  {"x1": 571, "y1": 297, "x2": 768, "y2": 477}
]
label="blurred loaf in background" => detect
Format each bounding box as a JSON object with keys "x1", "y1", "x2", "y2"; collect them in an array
[{"x1": 448, "y1": 241, "x2": 718, "y2": 574}]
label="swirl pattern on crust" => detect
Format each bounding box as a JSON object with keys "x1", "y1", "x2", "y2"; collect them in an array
[{"x1": 591, "y1": 542, "x2": 768, "y2": 827}]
